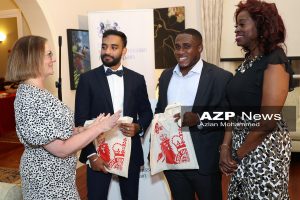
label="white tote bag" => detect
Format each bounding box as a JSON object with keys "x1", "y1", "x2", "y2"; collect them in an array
[
  {"x1": 85, "y1": 116, "x2": 132, "y2": 177},
  {"x1": 149, "y1": 104, "x2": 199, "y2": 175}
]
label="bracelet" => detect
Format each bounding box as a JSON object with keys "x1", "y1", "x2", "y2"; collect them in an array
[
  {"x1": 92, "y1": 156, "x2": 99, "y2": 162},
  {"x1": 221, "y1": 143, "x2": 230, "y2": 149},
  {"x1": 231, "y1": 149, "x2": 241, "y2": 164}
]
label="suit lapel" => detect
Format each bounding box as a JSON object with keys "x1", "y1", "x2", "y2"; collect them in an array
[
  {"x1": 96, "y1": 66, "x2": 114, "y2": 112},
  {"x1": 123, "y1": 67, "x2": 131, "y2": 115},
  {"x1": 161, "y1": 69, "x2": 173, "y2": 106},
  {"x1": 193, "y1": 62, "x2": 212, "y2": 107}
]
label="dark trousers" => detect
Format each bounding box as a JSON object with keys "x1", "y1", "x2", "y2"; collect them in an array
[
  {"x1": 164, "y1": 170, "x2": 222, "y2": 200},
  {"x1": 87, "y1": 165, "x2": 140, "y2": 200}
]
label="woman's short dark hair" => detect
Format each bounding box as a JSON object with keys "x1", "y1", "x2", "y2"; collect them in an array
[
  {"x1": 6, "y1": 35, "x2": 47, "y2": 82},
  {"x1": 235, "y1": 0, "x2": 286, "y2": 54}
]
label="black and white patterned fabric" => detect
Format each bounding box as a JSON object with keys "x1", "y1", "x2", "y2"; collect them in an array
[
  {"x1": 14, "y1": 83, "x2": 79, "y2": 199},
  {"x1": 228, "y1": 116, "x2": 291, "y2": 200}
]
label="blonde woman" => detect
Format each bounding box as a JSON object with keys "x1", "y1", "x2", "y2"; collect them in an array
[{"x1": 6, "y1": 35, "x2": 120, "y2": 199}]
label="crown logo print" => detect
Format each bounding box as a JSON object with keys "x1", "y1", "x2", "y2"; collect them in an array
[
  {"x1": 172, "y1": 134, "x2": 186, "y2": 151},
  {"x1": 112, "y1": 138, "x2": 126, "y2": 158}
]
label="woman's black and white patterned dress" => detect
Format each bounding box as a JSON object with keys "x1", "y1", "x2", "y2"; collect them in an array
[
  {"x1": 226, "y1": 48, "x2": 293, "y2": 199},
  {"x1": 14, "y1": 83, "x2": 80, "y2": 199}
]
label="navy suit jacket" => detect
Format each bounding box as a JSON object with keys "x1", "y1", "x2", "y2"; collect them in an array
[
  {"x1": 75, "y1": 65, "x2": 153, "y2": 168},
  {"x1": 155, "y1": 61, "x2": 233, "y2": 174}
]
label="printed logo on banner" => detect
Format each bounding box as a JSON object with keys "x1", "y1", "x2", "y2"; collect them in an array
[{"x1": 97, "y1": 20, "x2": 121, "y2": 37}]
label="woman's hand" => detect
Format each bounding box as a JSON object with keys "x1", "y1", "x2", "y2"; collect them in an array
[
  {"x1": 95, "y1": 111, "x2": 121, "y2": 132},
  {"x1": 219, "y1": 144, "x2": 238, "y2": 175}
]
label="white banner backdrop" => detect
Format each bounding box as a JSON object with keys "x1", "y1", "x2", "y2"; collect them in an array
[
  {"x1": 88, "y1": 11, "x2": 170, "y2": 200},
  {"x1": 88, "y1": 10, "x2": 156, "y2": 99}
]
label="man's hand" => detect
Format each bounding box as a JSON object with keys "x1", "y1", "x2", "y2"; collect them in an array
[
  {"x1": 182, "y1": 112, "x2": 199, "y2": 127},
  {"x1": 120, "y1": 123, "x2": 141, "y2": 137},
  {"x1": 173, "y1": 113, "x2": 181, "y2": 123},
  {"x1": 88, "y1": 155, "x2": 109, "y2": 173}
]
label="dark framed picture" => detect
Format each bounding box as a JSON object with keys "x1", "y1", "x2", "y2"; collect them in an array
[
  {"x1": 154, "y1": 7, "x2": 185, "y2": 69},
  {"x1": 67, "y1": 29, "x2": 91, "y2": 90}
]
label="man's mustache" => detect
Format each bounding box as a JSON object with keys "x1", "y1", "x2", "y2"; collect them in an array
[{"x1": 102, "y1": 54, "x2": 113, "y2": 59}]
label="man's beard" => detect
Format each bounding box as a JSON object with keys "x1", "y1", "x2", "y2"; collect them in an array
[{"x1": 101, "y1": 54, "x2": 122, "y2": 67}]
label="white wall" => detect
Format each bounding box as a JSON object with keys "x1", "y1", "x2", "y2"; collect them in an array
[
  {"x1": 14, "y1": 0, "x2": 201, "y2": 110},
  {"x1": 0, "y1": 0, "x2": 18, "y2": 10}
]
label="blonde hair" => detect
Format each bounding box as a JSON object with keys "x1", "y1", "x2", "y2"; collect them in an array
[{"x1": 6, "y1": 35, "x2": 47, "y2": 82}]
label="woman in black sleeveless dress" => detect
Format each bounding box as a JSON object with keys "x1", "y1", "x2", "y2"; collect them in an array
[{"x1": 219, "y1": 0, "x2": 294, "y2": 199}]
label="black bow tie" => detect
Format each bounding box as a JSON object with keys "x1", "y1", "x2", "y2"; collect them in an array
[{"x1": 105, "y1": 68, "x2": 124, "y2": 77}]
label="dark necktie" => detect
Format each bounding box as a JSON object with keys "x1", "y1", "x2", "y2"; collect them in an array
[{"x1": 105, "y1": 68, "x2": 124, "y2": 77}]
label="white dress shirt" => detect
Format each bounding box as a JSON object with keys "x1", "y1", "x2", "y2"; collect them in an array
[
  {"x1": 87, "y1": 66, "x2": 125, "y2": 161},
  {"x1": 167, "y1": 59, "x2": 203, "y2": 107},
  {"x1": 104, "y1": 66, "x2": 124, "y2": 116}
]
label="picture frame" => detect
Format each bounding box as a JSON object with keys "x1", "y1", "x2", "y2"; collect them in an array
[
  {"x1": 154, "y1": 6, "x2": 185, "y2": 69},
  {"x1": 67, "y1": 29, "x2": 91, "y2": 90}
]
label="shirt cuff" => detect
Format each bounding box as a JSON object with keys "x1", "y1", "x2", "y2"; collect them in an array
[
  {"x1": 196, "y1": 113, "x2": 203, "y2": 130},
  {"x1": 87, "y1": 153, "x2": 97, "y2": 158},
  {"x1": 86, "y1": 153, "x2": 97, "y2": 167},
  {"x1": 137, "y1": 123, "x2": 144, "y2": 136},
  {"x1": 139, "y1": 131, "x2": 144, "y2": 137}
]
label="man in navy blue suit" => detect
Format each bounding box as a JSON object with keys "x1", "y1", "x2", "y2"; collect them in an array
[
  {"x1": 75, "y1": 29, "x2": 153, "y2": 200},
  {"x1": 155, "y1": 28, "x2": 232, "y2": 200}
]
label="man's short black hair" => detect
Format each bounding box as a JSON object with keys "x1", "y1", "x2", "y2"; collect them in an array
[
  {"x1": 178, "y1": 28, "x2": 202, "y2": 43},
  {"x1": 103, "y1": 29, "x2": 127, "y2": 47}
]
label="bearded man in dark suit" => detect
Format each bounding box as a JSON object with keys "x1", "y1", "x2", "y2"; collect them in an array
[{"x1": 75, "y1": 29, "x2": 153, "y2": 200}]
